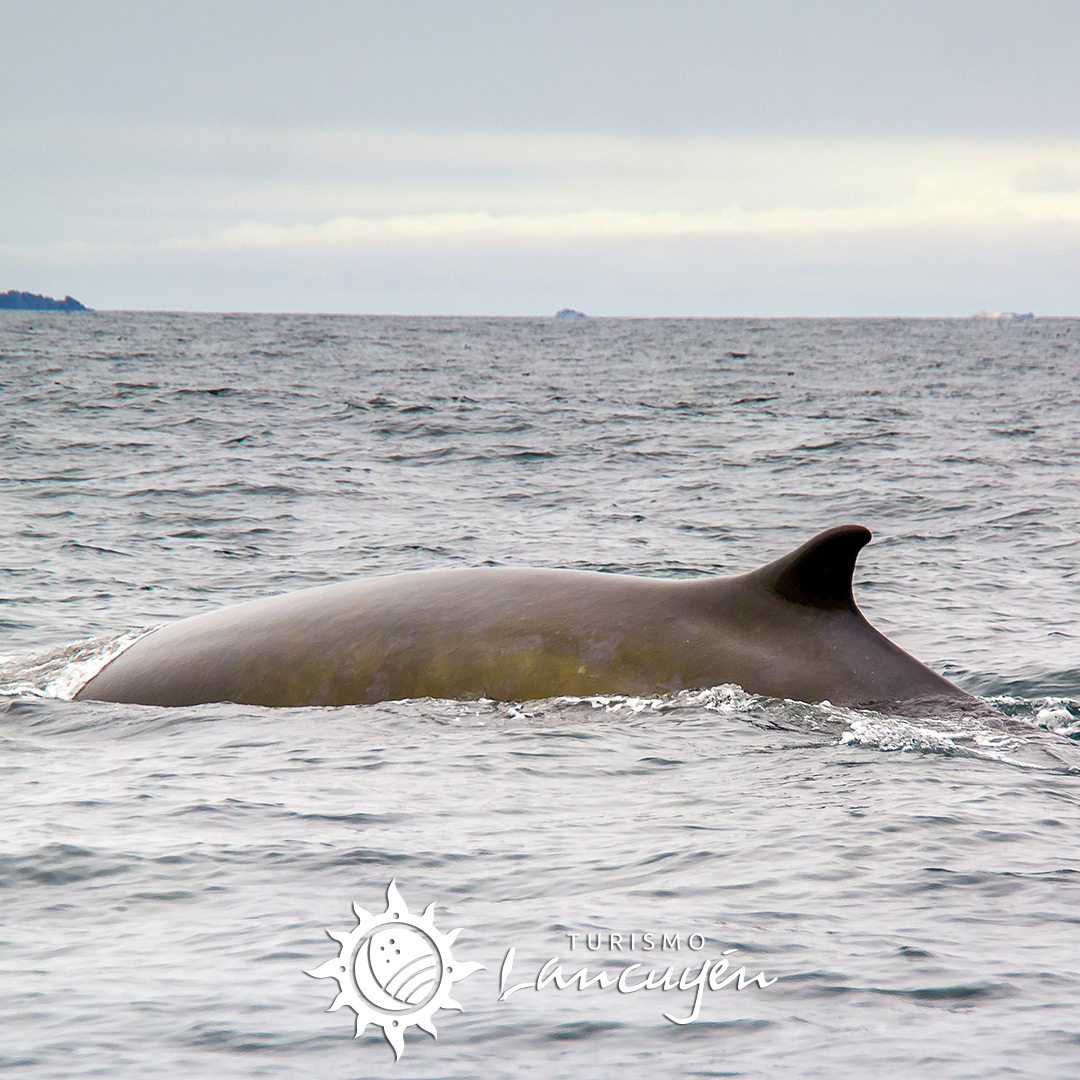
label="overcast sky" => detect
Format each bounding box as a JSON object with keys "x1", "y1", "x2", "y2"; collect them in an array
[{"x1": 2, "y1": 0, "x2": 1079, "y2": 314}]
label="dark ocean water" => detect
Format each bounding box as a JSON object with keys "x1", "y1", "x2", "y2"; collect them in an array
[{"x1": 1, "y1": 312, "x2": 1079, "y2": 1078}]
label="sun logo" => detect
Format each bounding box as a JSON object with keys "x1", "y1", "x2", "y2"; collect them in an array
[{"x1": 306, "y1": 879, "x2": 484, "y2": 1060}]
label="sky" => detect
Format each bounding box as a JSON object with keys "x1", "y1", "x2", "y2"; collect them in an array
[{"x1": 2, "y1": 0, "x2": 1079, "y2": 315}]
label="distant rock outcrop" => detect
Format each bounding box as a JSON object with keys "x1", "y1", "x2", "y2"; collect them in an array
[
  {"x1": 0, "y1": 290, "x2": 89, "y2": 311},
  {"x1": 555, "y1": 308, "x2": 587, "y2": 319}
]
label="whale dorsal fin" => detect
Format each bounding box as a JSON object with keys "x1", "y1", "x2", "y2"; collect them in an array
[{"x1": 750, "y1": 524, "x2": 872, "y2": 611}]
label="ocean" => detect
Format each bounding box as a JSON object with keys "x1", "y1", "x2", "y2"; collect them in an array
[{"x1": 1, "y1": 312, "x2": 1078, "y2": 1078}]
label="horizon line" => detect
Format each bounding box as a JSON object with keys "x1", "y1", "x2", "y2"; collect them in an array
[{"x1": 1, "y1": 308, "x2": 1066, "y2": 320}]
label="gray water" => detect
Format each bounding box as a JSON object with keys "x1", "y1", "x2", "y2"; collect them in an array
[{"x1": 1, "y1": 313, "x2": 1079, "y2": 1078}]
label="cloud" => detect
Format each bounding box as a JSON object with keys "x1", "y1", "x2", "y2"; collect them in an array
[
  {"x1": 1013, "y1": 166, "x2": 1080, "y2": 194},
  {"x1": 7, "y1": 123, "x2": 1080, "y2": 256},
  {"x1": 4, "y1": 121, "x2": 1080, "y2": 313}
]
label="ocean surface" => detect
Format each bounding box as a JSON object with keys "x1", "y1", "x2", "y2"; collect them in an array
[{"x1": 1, "y1": 312, "x2": 1079, "y2": 1079}]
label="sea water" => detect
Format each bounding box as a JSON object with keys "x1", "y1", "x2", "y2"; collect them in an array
[{"x1": 1, "y1": 313, "x2": 1079, "y2": 1078}]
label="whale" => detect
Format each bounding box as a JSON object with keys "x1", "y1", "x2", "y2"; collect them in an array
[{"x1": 74, "y1": 524, "x2": 975, "y2": 710}]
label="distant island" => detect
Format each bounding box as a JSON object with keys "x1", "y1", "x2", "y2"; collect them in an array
[
  {"x1": 555, "y1": 308, "x2": 587, "y2": 319},
  {"x1": 0, "y1": 289, "x2": 89, "y2": 311}
]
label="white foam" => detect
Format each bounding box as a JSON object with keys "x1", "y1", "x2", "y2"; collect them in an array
[
  {"x1": 840, "y1": 715, "x2": 1030, "y2": 767},
  {"x1": 0, "y1": 628, "x2": 155, "y2": 701}
]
